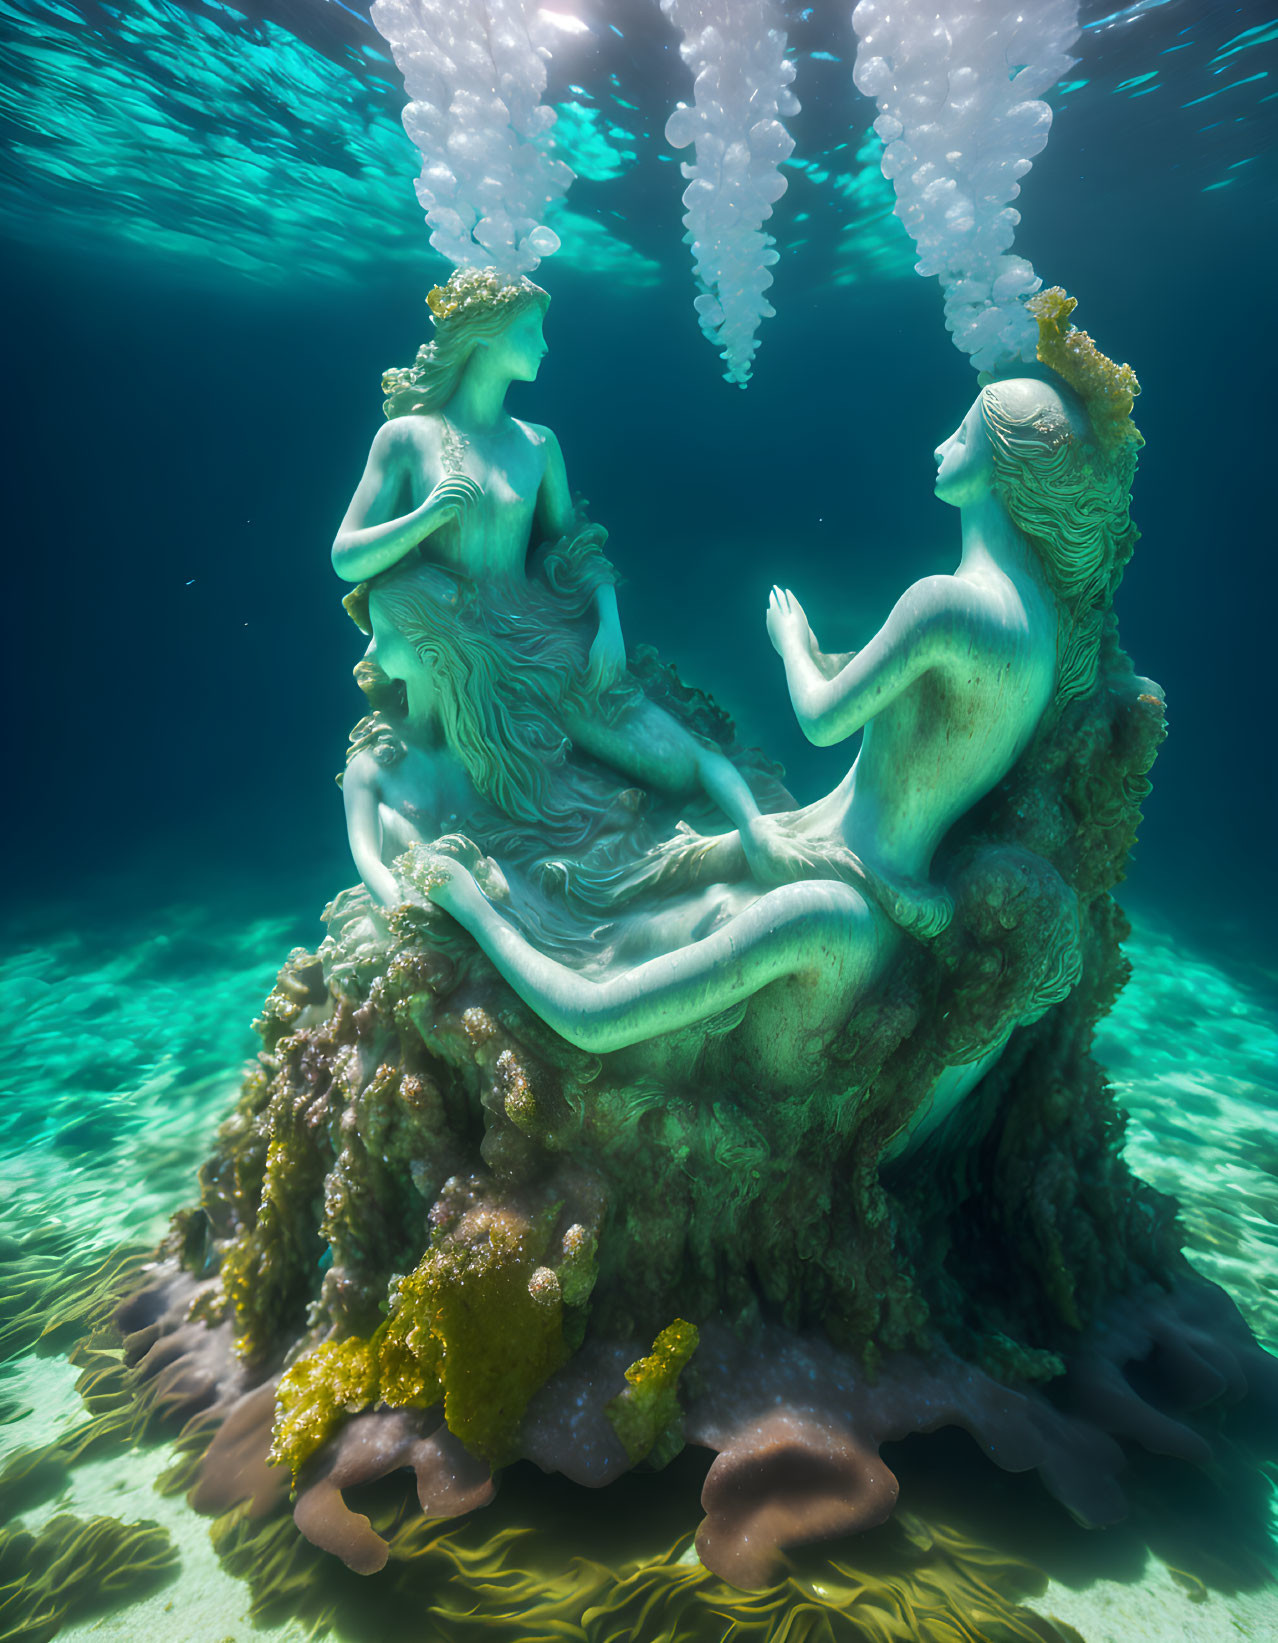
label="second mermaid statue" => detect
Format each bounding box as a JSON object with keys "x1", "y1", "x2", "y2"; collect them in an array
[{"x1": 333, "y1": 266, "x2": 803, "y2": 906}]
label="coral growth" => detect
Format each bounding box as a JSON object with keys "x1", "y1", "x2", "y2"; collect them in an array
[{"x1": 1029, "y1": 287, "x2": 1144, "y2": 450}]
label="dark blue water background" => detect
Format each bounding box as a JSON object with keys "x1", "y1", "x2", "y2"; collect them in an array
[{"x1": 2, "y1": 0, "x2": 1275, "y2": 975}]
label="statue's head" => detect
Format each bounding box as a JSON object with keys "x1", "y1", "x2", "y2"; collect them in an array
[
  {"x1": 934, "y1": 377, "x2": 1085, "y2": 511},
  {"x1": 382, "y1": 266, "x2": 551, "y2": 419},
  {"x1": 936, "y1": 343, "x2": 1141, "y2": 705}
]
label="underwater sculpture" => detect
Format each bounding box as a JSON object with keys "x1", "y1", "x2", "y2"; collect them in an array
[
  {"x1": 108, "y1": 286, "x2": 1277, "y2": 1599},
  {"x1": 336, "y1": 265, "x2": 798, "y2": 918},
  {"x1": 409, "y1": 362, "x2": 1089, "y2": 1066}
]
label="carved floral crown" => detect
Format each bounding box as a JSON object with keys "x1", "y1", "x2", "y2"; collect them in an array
[{"x1": 425, "y1": 266, "x2": 545, "y2": 323}]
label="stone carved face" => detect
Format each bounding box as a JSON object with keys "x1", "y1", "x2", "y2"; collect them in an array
[
  {"x1": 476, "y1": 304, "x2": 548, "y2": 384},
  {"x1": 933, "y1": 396, "x2": 995, "y2": 507}
]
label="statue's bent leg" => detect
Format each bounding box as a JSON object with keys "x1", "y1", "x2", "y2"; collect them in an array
[
  {"x1": 562, "y1": 698, "x2": 706, "y2": 796},
  {"x1": 439, "y1": 873, "x2": 884, "y2": 1054},
  {"x1": 564, "y1": 695, "x2": 767, "y2": 845}
]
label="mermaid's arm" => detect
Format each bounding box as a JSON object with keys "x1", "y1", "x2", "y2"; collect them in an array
[
  {"x1": 593, "y1": 582, "x2": 623, "y2": 641},
  {"x1": 412, "y1": 851, "x2": 874, "y2": 1053},
  {"x1": 769, "y1": 578, "x2": 961, "y2": 747},
  {"x1": 533, "y1": 425, "x2": 577, "y2": 541},
  {"x1": 531, "y1": 424, "x2": 626, "y2": 667},
  {"x1": 695, "y1": 749, "x2": 764, "y2": 838},
  {"x1": 343, "y1": 757, "x2": 401, "y2": 907},
  {"x1": 332, "y1": 422, "x2": 480, "y2": 583}
]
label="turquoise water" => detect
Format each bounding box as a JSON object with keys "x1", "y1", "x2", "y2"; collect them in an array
[
  {"x1": 1, "y1": 0, "x2": 1272, "y2": 284},
  {"x1": 3, "y1": 0, "x2": 1277, "y2": 1635}
]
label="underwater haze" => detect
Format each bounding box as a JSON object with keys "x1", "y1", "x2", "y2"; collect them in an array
[{"x1": 2, "y1": 0, "x2": 1277, "y2": 1639}]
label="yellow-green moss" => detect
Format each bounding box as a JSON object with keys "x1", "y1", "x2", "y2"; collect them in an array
[
  {"x1": 376, "y1": 1283, "x2": 445, "y2": 1410},
  {"x1": 270, "y1": 1336, "x2": 381, "y2": 1478},
  {"x1": 269, "y1": 1279, "x2": 448, "y2": 1481},
  {"x1": 269, "y1": 1203, "x2": 576, "y2": 1480},
  {"x1": 605, "y1": 1319, "x2": 699, "y2": 1468},
  {"x1": 1028, "y1": 287, "x2": 1143, "y2": 451},
  {"x1": 423, "y1": 1211, "x2": 569, "y2": 1467}
]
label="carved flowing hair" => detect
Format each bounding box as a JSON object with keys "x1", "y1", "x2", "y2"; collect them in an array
[
  {"x1": 980, "y1": 377, "x2": 1140, "y2": 706},
  {"x1": 381, "y1": 268, "x2": 550, "y2": 419},
  {"x1": 361, "y1": 553, "x2": 634, "y2": 849},
  {"x1": 372, "y1": 585, "x2": 565, "y2": 824}
]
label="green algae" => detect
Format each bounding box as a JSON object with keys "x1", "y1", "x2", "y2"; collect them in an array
[
  {"x1": 270, "y1": 1337, "x2": 385, "y2": 1483},
  {"x1": 605, "y1": 1320, "x2": 699, "y2": 1468},
  {"x1": 204, "y1": 1463, "x2": 1094, "y2": 1643},
  {"x1": 0, "y1": 1512, "x2": 177, "y2": 1642},
  {"x1": 414, "y1": 1211, "x2": 568, "y2": 1468},
  {"x1": 0, "y1": 1244, "x2": 171, "y2": 1537},
  {"x1": 0, "y1": 1234, "x2": 147, "y2": 1368}
]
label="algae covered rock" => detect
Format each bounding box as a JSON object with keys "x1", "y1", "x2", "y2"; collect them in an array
[
  {"x1": 99, "y1": 295, "x2": 1276, "y2": 1592},
  {"x1": 135, "y1": 597, "x2": 1237, "y2": 1589}
]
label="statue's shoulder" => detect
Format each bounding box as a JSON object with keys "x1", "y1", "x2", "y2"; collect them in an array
[
  {"x1": 510, "y1": 417, "x2": 559, "y2": 452},
  {"x1": 898, "y1": 572, "x2": 967, "y2": 617},
  {"x1": 906, "y1": 571, "x2": 1002, "y2": 614},
  {"x1": 901, "y1": 572, "x2": 1034, "y2": 661},
  {"x1": 373, "y1": 413, "x2": 440, "y2": 458},
  {"x1": 894, "y1": 573, "x2": 996, "y2": 652}
]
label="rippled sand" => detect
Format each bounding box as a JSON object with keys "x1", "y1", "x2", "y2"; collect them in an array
[{"x1": 2, "y1": 897, "x2": 1274, "y2": 1641}]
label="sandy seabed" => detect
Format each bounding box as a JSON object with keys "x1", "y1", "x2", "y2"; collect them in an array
[{"x1": 2, "y1": 897, "x2": 1274, "y2": 1643}]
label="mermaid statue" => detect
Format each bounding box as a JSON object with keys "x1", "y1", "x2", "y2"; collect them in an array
[
  {"x1": 335, "y1": 266, "x2": 1116, "y2": 1094},
  {"x1": 335, "y1": 266, "x2": 801, "y2": 930},
  {"x1": 108, "y1": 287, "x2": 1275, "y2": 1599}
]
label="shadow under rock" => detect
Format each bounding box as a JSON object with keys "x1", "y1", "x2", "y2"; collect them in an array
[{"x1": 878, "y1": 1414, "x2": 1278, "y2": 1599}]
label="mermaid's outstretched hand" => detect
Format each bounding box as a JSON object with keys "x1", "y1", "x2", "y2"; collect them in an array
[{"x1": 766, "y1": 586, "x2": 815, "y2": 659}]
